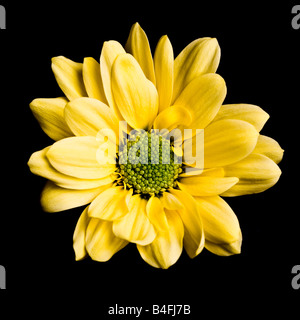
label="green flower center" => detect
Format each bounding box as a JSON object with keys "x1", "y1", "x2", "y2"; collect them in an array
[{"x1": 117, "y1": 131, "x2": 182, "y2": 197}]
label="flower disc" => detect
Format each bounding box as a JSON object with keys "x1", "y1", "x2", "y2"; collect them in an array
[{"x1": 117, "y1": 131, "x2": 182, "y2": 196}]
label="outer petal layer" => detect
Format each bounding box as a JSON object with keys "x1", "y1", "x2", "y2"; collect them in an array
[
  {"x1": 169, "y1": 189, "x2": 204, "y2": 258},
  {"x1": 86, "y1": 218, "x2": 128, "y2": 262},
  {"x1": 125, "y1": 22, "x2": 156, "y2": 84},
  {"x1": 212, "y1": 104, "x2": 269, "y2": 132},
  {"x1": 100, "y1": 40, "x2": 126, "y2": 119},
  {"x1": 112, "y1": 195, "x2": 156, "y2": 245},
  {"x1": 194, "y1": 196, "x2": 242, "y2": 255},
  {"x1": 41, "y1": 181, "x2": 108, "y2": 212},
  {"x1": 252, "y1": 135, "x2": 284, "y2": 164},
  {"x1": 88, "y1": 186, "x2": 131, "y2": 221},
  {"x1": 83, "y1": 57, "x2": 107, "y2": 103},
  {"x1": 64, "y1": 97, "x2": 118, "y2": 138},
  {"x1": 173, "y1": 38, "x2": 220, "y2": 102},
  {"x1": 222, "y1": 154, "x2": 282, "y2": 196},
  {"x1": 73, "y1": 206, "x2": 90, "y2": 260},
  {"x1": 154, "y1": 35, "x2": 174, "y2": 111},
  {"x1": 146, "y1": 196, "x2": 169, "y2": 232},
  {"x1": 204, "y1": 119, "x2": 259, "y2": 168},
  {"x1": 112, "y1": 53, "x2": 158, "y2": 130},
  {"x1": 174, "y1": 74, "x2": 226, "y2": 130},
  {"x1": 137, "y1": 210, "x2": 184, "y2": 269},
  {"x1": 46, "y1": 136, "x2": 116, "y2": 179},
  {"x1": 205, "y1": 237, "x2": 242, "y2": 256},
  {"x1": 30, "y1": 97, "x2": 73, "y2": 141},
  {"x1": 28, "y1": 147, "x2": 115, "y2": 190},
  {"x1": 178, "y1": 176, "x2": 238, "y2": 196},
  {"x1": 51, "y1": 56, "x2": 87, "y2": 100}
]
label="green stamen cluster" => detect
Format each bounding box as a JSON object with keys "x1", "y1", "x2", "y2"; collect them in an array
[{"x1": 117, "y1": 131, "x2": 182, "y2": 196}]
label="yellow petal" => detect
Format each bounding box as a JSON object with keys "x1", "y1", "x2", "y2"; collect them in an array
[
  {"x1": 41, "y1": 181, "x2": 108, "y2": 213},
  {"x1": 181, "y1": 129, "x2": 204, "y2": 169},
  {"x1": 172, "y1": 38, "x2": 220, "y2": 102},
  {"x1": 28, "y1": 147, "x2": 116, "y2": 189},
  {"x1": 64, "y1": 97, "x2": 118, "y2": 138},
  {"x1": 73, "y1": 206, "x2": 90, "y2": 261},
  {"x1": 154, "y1": 35, "x2": 174, "y2": 112},
  {"x1": 146, "y1": 196, "x2": 169, "y2": 232},
  {"x1": 212, "y1": 104, "x2": 269, "y2": 132},
  {"x1": 83, "y1": 57, "x2": 107, "y2": 104},
  {"x1": 222, "y1": 153, "x2": 282, "y2": 196},
  {"x1": 30, "y1": 97, "x2": 73, "y2": 141},
  {"x1": 161, "y1": 192, "x2": 184, "y2": 210},
  {"x1": 174, "y1": 74, "x2": 226, "y2": 130},
  {"x1": 111, "y1": 53, "x2": 158, "y2": 130},
  {"x1": 112, "y1": 195, "x2": 156, "y2": 245},
  {"x1": 46, "y1": 136, "x2": 116, "y2": 179},
  {"x1": 137, "y1": 210, "x2": 184, "y2": 269},
  {"x1": 252, "y1": 135, "x2": 284, "y2": 164},
  {"x1": 178, "y1": 176, "x2": 238, "y2": 196},
  {"x1": 153, "y1": 105, "x2": 192, "y2": 131},
  {"x1": 204, "y1": 119, "x2": 259, "y2": 168},
  {"x1": 100, "y1": 40, "x2": 126, "y2": 119},
  {"x1": 125, "y1": 22, "x2": 156, "y2": 84},
  {"x1": 205, "y1": 236, "x2": 242, "y2": 256},
  {"x1": 51, "y1": 56, "x2": 87, "y2": 100},
  {"x1": 169, "y1": 189, "x2": 204, "y2": 258},
  {"x1": 194, "y1": 196, "x2": 241, "y2": 256},
  {"x1": 86, "y1": 218, "x2": 128, "y2": 262},
  {"x1": 88, "y1": 186, "x2": 131, "y2": 221},
  {"x1": 180, "y1": 167, "x2": 224, "y2": 178}
]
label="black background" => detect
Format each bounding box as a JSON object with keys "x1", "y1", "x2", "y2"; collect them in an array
[{"x1": 1, "y1": 0, "x2": 299, "y2": 316}]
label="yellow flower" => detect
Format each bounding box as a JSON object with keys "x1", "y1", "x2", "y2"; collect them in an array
[{"x1": 28, "y1": 22, "x2": 283, "y2": 269}]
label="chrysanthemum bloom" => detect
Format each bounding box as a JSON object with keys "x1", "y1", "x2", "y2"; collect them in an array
[{"x1": 28, "y1": 23, "x2": 283, "y2": 268}]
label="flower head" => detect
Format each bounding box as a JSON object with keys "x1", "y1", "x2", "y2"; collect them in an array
[{"x1": 28, "y1": 23, "x2": 283, "y2": 268}]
